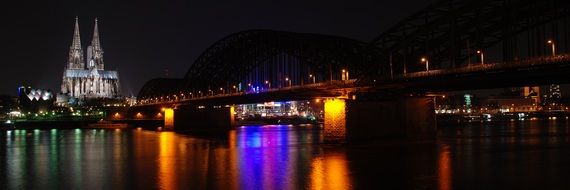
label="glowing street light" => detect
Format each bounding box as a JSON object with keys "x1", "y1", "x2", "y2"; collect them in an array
[
  {"x1": 420, "y1": 57, "x2": 429, "y2": 72},
  {"x1": 309, "y1": 74, "x2": 316, "y2": 84},
  {"x1": 341, "y1": 69, "x2": 349, "y2": 80},
  {"x1": 477, "y1": 50, "x2": 484, "y2": 65},
  {"x1": 265, "y1": 80, "x2": 271, "y2": 89},
  {"x1": 285, "y1": 77, "x2": 291, "y2": 87},
  {"x1": 547, "y1": 40, "x2": 556, "y2": 56}
]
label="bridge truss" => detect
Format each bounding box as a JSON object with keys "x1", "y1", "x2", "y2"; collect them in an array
[{"x1": 138, "y1": 0, "x2": 570, "y2": 101}]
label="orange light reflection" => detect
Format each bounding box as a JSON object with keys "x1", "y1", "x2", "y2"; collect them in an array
[
  {"x1": 438, "y1": 144, "x2": 452, "y2": 190},
  {"x1": 310, "y1": 153, "x2": 351, "y2": 190},
  {"x1": 158, "y1": 132, "x2": 176, "y2": 189}
]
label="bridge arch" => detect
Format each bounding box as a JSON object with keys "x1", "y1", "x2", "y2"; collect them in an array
[
  {"x1": 182, "y1": 30, "x2": 380, "y2": 91},
  {"x1": 138, "y1": 30, "x2": 380, "y2": 100},
  {"x1": 137, "y1": 78, "x2": 184, "y2": 101}
]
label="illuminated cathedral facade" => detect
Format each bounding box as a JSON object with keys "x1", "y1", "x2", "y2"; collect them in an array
[{"x1": 60, "y1": 18, "x2": 120, "y2": 99}]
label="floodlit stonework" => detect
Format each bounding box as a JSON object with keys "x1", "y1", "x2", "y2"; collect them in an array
[{"x1": 60, "y1": 18, "x2": 120, "y2": 99}]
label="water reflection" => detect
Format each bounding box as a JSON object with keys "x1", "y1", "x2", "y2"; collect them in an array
[
  {"x1": 438, "y1": 144, "x2": 452, "y2": 190},
  {"x1": 158, "y1": 132, "x2": 176, "y2": 189},
  {"x1": 310, "y1": 151, "x2": 351, "y2": 190},
  {"x1": 3, "y1": 120, "x2": 570, "y2": 189}
]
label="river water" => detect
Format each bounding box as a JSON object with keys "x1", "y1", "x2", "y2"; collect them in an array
[{"x1": 2, "y1": 120, "x2": 570, "y2": 189}]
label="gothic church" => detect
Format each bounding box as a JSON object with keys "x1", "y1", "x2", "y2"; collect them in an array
[{"x1": 60, "y1": 18, "x2": 120, "y2": 99}]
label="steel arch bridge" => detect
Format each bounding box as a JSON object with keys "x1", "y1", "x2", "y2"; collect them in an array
[
  {"x1": 370, "y1": 0, "x2": 570, "y2": 76},
  {"x1": 183, "y1": 30, "x2": 379, "y2": 90},
  {"x1": 138, "y1": 30, "x2": 380, "y2": 100},
  {"x1": 138, "y1": 0, "x2": 570, "y2": 101}
]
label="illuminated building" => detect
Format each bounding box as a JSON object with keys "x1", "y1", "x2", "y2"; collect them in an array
[
  {"x1": 523, "y1": 86, "x2": 541, "y2": 104},
  {"x1": 17, "y1": 86, "x2": 54, "y2": 113},
  {"x1": 60, "y1": 17, "x2": 120, "y2": 101},
  {"x1": 235, "y1": 101, "x2": 321, "y2": 121},
  {"x1": 542, "y1": 84, "x2": 561, "y2": 106}
]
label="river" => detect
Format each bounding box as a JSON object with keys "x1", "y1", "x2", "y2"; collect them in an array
[{"x1": 2, "y1": 120, "x2": 570, "y2": 189}]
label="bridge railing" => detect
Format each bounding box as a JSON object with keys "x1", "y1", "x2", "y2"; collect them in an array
[
  {"x1": 136, "y1": 79, "x2": 358, "y2": 105},
  {"x1": 398, "y1": 54, "x2": 570, "y2": 79}
]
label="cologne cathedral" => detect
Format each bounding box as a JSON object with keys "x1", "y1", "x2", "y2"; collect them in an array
[{"x1": 60, "y1": 18, "x2": 120, "y2": 100}]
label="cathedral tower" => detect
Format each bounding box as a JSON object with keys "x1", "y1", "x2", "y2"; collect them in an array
[
  {"x1": 87, "y1": 18, "x2": 104, "y2": 70},
  {"x1": 67, "y1": 17, "x2": 85, "y2": 69}
]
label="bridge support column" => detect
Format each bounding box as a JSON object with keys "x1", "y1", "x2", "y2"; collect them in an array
[
  {"x1": 323, "y1": 97, "x2": 437, "y2": 142},
  {"x1": 173, "y1": 105, "x2": 235, "y2": 132},
  {"x1": 323, "y1": 99, "x2": 347, "y2": 142},
  {"x1": 164, "y1": 108, "x2": 174, "y2": 130}
]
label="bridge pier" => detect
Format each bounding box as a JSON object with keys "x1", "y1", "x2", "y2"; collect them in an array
[
  {"x1": 173, "y1": 104, "x2": 235, "y2": 132},
  {"x1": 324, "y1": 97, "x2": 436, "y2": 142}
]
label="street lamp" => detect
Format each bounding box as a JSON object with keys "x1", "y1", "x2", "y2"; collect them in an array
[
  {"x1": 265, "y1": 80, "x2": 271, "y2": 89},
  {"x1": 341, "y1": 69, "x2": 349, "y2": 80},
  {"x1": 420, "y1": 57, "x2": 429, "y2": 72},
  {"x1": 285, "y1": 77, "x2": 291, "y2": 87},
  {"x1": 309, "y1": 74, "x2": 315, "y2": 84},
  {"x1": 547, "y1": 40, "x2": 556, "y2": 56},
  {"x1": 476, "y1": 50, "x2": 484, "y2": 65}
]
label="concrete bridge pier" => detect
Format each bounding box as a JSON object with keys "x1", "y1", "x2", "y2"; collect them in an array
[
  {"x1": 173, "y1": 104, "x2": 235, "y2": 132},
  {"x1": 323, "y1": 97, "x2": 437, "y2": 142}
]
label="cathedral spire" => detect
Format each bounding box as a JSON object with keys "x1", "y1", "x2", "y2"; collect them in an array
[
  {"x1": 68, "y1": 17, "x2": 85, "y2": 69},
  {"x1": 88, "y1": 18, "x2": 104, "y2": 70},
  {"x1": 91, "y1": 18, "x2": 101, "y2": 50},
  {"x1": 71, "y1": 17, "x2": 82, "y2": 50}
]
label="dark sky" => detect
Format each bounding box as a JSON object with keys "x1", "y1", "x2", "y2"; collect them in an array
[{"x1": 0, "y1": 0, "x2": 434, "y2": 96}]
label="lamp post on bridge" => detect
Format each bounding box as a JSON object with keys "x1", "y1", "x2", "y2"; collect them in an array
[
  {"x1": 341, "y1": 69, "x2": 349, "y2": 81},
  {"x1": 547, "y1": 40, "x2": 556, "y2": 56},
  {"x1": 309, "y1": 74, "x2": 316, "y2": 84},
  {"x1": 285, "y1": 77, "x2": 291, "y2": 87},
  {"x1": 420, "y1": 57, "x2": 429, "y2": 73},
  {"x1": 477, "y1": 50, "x2": 485, "y2": 66},
  {"x1": 265, "y1": 80, "x2": 271, "y2": 90}
]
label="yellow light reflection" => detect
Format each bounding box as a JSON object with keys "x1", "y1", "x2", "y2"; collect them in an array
[
  {"x1": 324, "y1": 99, "x2": 346, "y2": 142},
  {"x1": 310, "y1": 153, "x2": 351, "y2": 190},
  {"x1": 158, "y1": 132, "x2": 176, "y2": 189},
  {"x1": 230, "y1": 106, "x2": 236, "y2": 126}
]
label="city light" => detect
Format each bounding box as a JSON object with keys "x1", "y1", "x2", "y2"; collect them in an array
[
  {"x1": 341, "y1": 69, "x2": 349, "y2": 81},
  {"x1": 420, "y1": 57, "x2": 429, "y2": 72},
  {"x1": 477, "y1": 50, "x2": 484, "y2": 65},
  {"x1": 547, "y1": 40, "x2": 556, "y2": 56},
  {"x1": 285, "y1": 77, "x2": 291, "y2": 87},
  {"x1": 309, "y1": 74, "x2": 316, "y2": 83}
]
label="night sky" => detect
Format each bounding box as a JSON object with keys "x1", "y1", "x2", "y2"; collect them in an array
[{"x1": 0, "y1": 0, "x2": 434, "y2": 96}]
